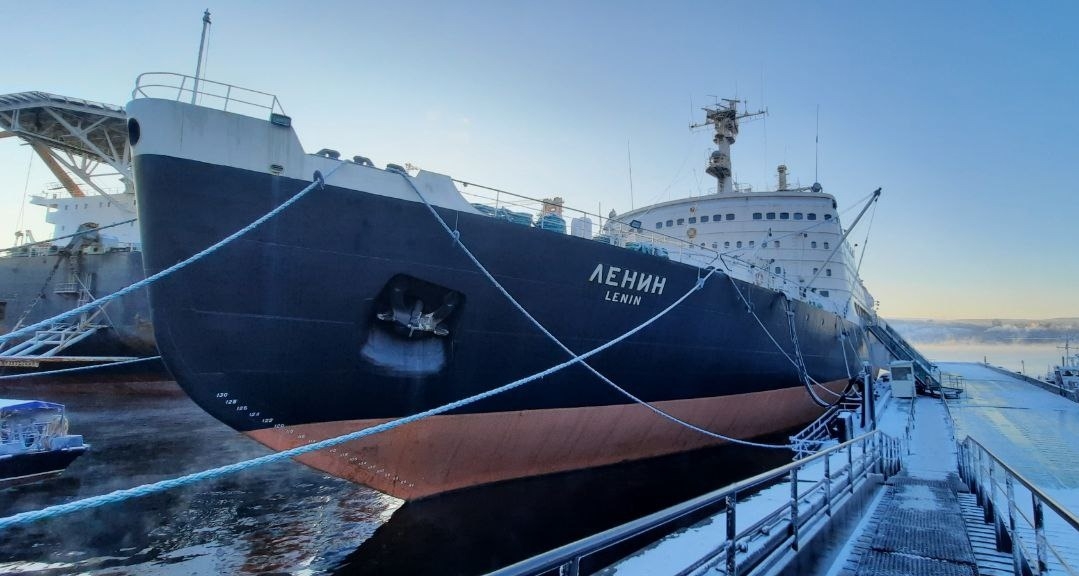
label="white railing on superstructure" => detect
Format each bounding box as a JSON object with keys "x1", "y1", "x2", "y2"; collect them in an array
[
  {"x1": 131, "y1": 72, "x2": 286, "y2": 118},
  {"x1": 453, "y1": 179, "x2": 838, "y2": 311}
]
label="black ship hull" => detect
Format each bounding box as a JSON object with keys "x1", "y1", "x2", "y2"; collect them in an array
[{"x1": 134, "y1": 153, "x2": 871, "y2": 499}]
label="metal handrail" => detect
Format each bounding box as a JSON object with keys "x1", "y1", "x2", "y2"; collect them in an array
[
  {"x1": 131, "y1": 72, "x2": 286, "y2": 116},
  {"x1": 961, "y1": 436, "x2": 1079, "y2": 531},
  {"x1": 958, "y1": 435, "x2": 1079, "y2": 575},
  {"x1": 488, "y1": 429, "x2": 901, "y2": 576}
]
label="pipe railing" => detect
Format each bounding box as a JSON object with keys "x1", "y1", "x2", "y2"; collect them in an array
[
  {"x1": 131, "y1": 72, "x2": 286, "y2": 117},
  {"x1": 454, "y1": 182, "x2": 828, "y2": 305},
  {"x1": 488, "y1": 429, "x2": 902, "y2": 576},
  {"x1": 958, "y1": 436, "x2": 1079, "y2": 576}
]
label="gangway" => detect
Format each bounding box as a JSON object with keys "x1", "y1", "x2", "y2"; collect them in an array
[
  {"x1": 0, "y1": 321, "x2": 104, "y2": 358},
  {"x1": 866, "y1": 320, "x2": 941, "y2": 390}
]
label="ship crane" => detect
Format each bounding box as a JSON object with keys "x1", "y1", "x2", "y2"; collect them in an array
[{"x1": 690, "y1": 99, "x2": 765, "y2": 194}]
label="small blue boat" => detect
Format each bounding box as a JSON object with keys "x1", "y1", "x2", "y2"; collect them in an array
[{"x1": 0, "y1": 399, "x2": 88, "y2": 487}]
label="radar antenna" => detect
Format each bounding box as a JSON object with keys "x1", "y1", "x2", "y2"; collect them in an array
[{"x1": 690, "y1": 99, "x2": 765, "y2": 194}]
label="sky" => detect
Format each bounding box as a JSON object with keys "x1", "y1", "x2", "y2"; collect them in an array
[{"x1": 1, "y1": 1, "x2": 1077, "y2": 320}]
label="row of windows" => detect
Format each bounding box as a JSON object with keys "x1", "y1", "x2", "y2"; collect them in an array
[
  {"x1": 63, "y1": 201, "x2": 121, "y2": 210},
  {"x1": 656, "y1": 211, "x2": 831, "y2": 229},
  {"x1": 717, "y1": 240, "x2": 830, "y2": 250},
  {"x1": 752, "y1": 212, "x2": 831, "y2": 221},
  {"x1": 655, "y1": 213, "x2": 736, "y2": 229}
]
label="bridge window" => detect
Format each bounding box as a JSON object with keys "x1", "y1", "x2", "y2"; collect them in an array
[
  {"x1": 655, "y1": 221, "x2": 663, "y2": 229},
  {"x1": 753, "y1": 212, "x2": 762, "y2": 220},
  {"x1": 749, "y1": 241, "x2": 755, "y2": 247},
  {"x1": 820, "y1": 290, "x2": 830, "y2": 297},
  {"x1": 725, "y1": 213, "x2": 735, "y2": 220},
  {"x1": 774, "y1": 240, "x2": 781, "y2": 248},
  {"x1": 780, "y1": 212, "x2": 789, "y2": 220},
  {"x1": 762, "y1": 241, "x2": 768, "y2": 248},
  {"x1": 811, "y1": 241, "x2": 817, "y2": 248},
  {"x1": 824, "y1": 242, "x2": 830, "y2": 249},
  {"x1": 712, "y1": 242, "x2": 718, "y2": 248},
  {"x1": 666, "y1": 220, "x2": 673, "y2": 227},
  {"x1": 794, "y1": 213, "x2": 803, "y2": 220},
  {"x1": 775, "y1": 266, "x2": 783, "y2": 274},
  {"x1": 713, "y1": 214, "x2": 722, "y2": 221},
  {"x1": 736, "y1": 241, "x2": 743, "y2": 248},
  {"x1": 807, "y1": 213, "x2": 817, "y2": 221},
  {"x1": 813, "y1": 267, "x2": 819, "y2": 274},
  {"x1": 824, "y1": 214, "x2": 833, "y2": 221},
  {"x1": 688, "y1": 217, "x2": 697, "y2": 224},
  {"x1": 826, "y1": 268, "x2": 832, "y2": 277},
  {"x1": 700, "y1": 215, "x2": 709, "y2": 223},
  {"x1": 766, "y1": 212, "x2": 776, "y2": 220},
  {"x1": 677, "y1": 218, "x2": 685, "y2": 225},
  {"x1": 724, "y1": 241, "x2": 731, "y2": 249}
]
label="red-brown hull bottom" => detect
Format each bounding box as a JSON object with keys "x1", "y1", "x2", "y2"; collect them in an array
[{"x1": 247, "y1": 381, "x2": 847, "y2": 500}]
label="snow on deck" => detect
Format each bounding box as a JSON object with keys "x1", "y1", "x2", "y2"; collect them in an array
[{"x1": 596, "y1": 367, "x2": 1079, "y2": 574}]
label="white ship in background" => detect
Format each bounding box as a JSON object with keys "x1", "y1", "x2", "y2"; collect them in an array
[{"x1": 0, "y1": 92, "x2": 153, "y2": 366}]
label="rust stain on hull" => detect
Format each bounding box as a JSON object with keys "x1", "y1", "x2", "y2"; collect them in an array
[{"x1": 247, "y1": 381, "x2": 847, "y2": 500}]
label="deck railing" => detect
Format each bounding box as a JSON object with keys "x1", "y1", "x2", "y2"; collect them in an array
[
  {"x1": 454, "y1": 180, "x2": 828, "y2": 306},
  {"x1": 131, "y1": 72, "x2": 286, "y2": 117},
  {"x1": 958, "y1": 436, "x2": 1079, "y2": 576},
  {"x1": 488, "y1": 429, "x2": 902, "y2": 576}
]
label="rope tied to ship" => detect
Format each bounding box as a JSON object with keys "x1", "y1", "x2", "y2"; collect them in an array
[
  {"x1": 0, "y1": 161, "x2": 786, "y2": 530},
  {"x1": 724, "y1": 272, "x2": 847, "y2": 406},
  {"x1": 390, "y1": 165, "x2": 796, "y2": 450},
  {"x1": 0, "y1": 163, "x2": 346, "y2": 347},
  {"x1": 0, "y1": 233, "x2": 737, "y2": 530},
  {"x1": 0, "y1": 356, "x2": 162, "y2": 381}
]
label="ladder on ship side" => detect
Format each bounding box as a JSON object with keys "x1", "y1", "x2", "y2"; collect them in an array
[
  {"x1": 0, "y1": 281, "x2": 110, "y2": 359},
  {"x1": 0, "y1": 321, "x2": 103, "y2": 358}
]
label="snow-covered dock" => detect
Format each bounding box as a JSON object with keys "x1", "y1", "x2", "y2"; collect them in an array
[
  {"x1": 811, "y1": 362, "x2": 1079, "y2": 576},
  {"x1": 490, "y1": 363, "x2": 1079, "y2": 575}
]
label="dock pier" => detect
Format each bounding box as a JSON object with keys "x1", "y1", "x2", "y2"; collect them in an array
[{"x1": 493, "y1": 363, "x2": 1079, "y2": 576}]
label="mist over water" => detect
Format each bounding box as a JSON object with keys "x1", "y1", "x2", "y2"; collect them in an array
[
  {"x1": 918, "y1": 342, "x2": 1064, "y2": 377},
  {"x1": 888, "y1": 317, "x2": 1077, "y2": 377}
]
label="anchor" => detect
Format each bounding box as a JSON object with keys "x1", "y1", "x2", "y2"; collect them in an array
[{"x1": 376, "y1": 283, "x2": 460, "y2": 338}]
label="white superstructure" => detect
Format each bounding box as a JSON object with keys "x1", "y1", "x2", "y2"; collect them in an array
[
  {"x1": 612, "y1": 100, "x2": 878, "y2": 324},
  {"x1": 29, "y1": 190, "x2": 139, "y2": 247}
]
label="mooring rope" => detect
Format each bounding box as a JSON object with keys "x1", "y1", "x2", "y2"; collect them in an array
[
  {"x1": 0, "y1": 356, "x2": 161, "y2": 381},
  {"x1": 0, "y1": 164, "x2": 344, "y2": 347},
  {"x1": 394, "y1": 167, "x2": 794, "y2": 450},
  {"x1": 724, "y1": 273, "x2": 846, "y2": 406},
  {"x1": 0, "y1": 246, "x2": 723, "y2": 530},
  {"x1": 0, "y1": 219, "x2": 139, "y2": 254},
  {"x1": 0, "y1": 160, "x2": 738, "y2": 529}
]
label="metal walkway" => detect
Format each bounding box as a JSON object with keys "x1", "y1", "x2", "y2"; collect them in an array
[{"x1": 831, "y1": 364, "x2": 1079, "y2": 576}]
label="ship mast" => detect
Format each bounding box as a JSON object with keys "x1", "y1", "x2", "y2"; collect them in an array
[
  {"x1": 691, "y1": 99, "x2": 765, "y2": 194},
  {"x1": 191, "y1": 9, "x2": 212, "y2": 104}
]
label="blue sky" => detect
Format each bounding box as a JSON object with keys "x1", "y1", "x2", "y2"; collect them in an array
[{"x1": 2, "y1": 1, "x2": 1076, "y2": 319}]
